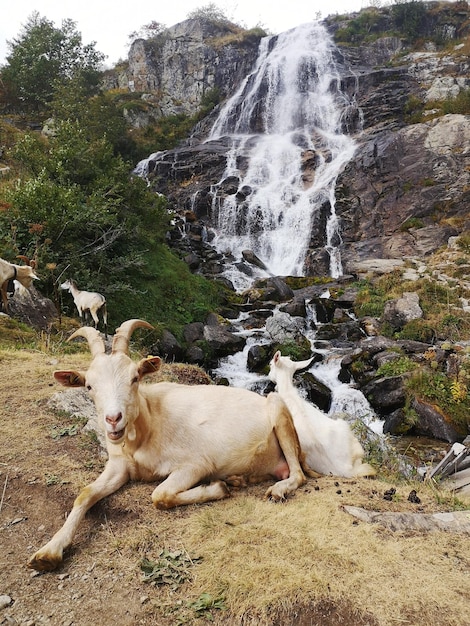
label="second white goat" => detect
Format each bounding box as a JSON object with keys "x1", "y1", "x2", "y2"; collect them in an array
[
  {"x1": 60, "y1": 279, "x2": 108, "y2": 338},
  {"x1": 269, "y1": 351, "x2": 376, "y2": 478}
]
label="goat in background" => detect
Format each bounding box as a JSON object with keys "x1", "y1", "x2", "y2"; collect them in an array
[
  {"x1": 60, "y1": 279, "x2": 108, "y2": 338},
  {"x1": 0, "y1": 256, "x2": 38, "y2": 312},
  {"x1": 269, "y1": 351, "x2": 376, "y2": 478}
]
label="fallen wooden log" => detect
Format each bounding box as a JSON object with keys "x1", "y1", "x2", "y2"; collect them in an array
[
  {"x1": 342, "y1": 506, "x2": 470, "y2": 534},
  {"x1": 444, "y1": 467, "x2": 470, "y2": 496},
  {"x1": 428, "y1": 442, "x2": 470, "y2": 481}
]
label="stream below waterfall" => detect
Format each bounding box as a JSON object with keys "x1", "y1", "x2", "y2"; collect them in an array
[
  {"x1": 211, "y1": 300, "x2": 384, "y2": 437},
  {"x1": 211, "y1": 301, "x2": 449, "y2": 471}
]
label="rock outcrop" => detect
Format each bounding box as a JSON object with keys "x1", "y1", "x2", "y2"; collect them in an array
[{"x1": 104, "y1": 18, "x2": 262, "y2": 120}]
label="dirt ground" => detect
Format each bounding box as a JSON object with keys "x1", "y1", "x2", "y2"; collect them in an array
[{"x1": 1, "y1": 340, "x2": 469, "y2": 626}]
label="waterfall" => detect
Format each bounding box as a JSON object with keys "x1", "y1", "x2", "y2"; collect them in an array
[{"x1": 208, "y1": 21, "x2": 357, "y2": 288}]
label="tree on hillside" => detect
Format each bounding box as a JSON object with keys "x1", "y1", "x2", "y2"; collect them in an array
[
  {"x1": 187, "y1": 3, "x2": 233, "y2": 25},
  {"x1": 0, "y1": 12, "x2": 105, "y2": 115}
]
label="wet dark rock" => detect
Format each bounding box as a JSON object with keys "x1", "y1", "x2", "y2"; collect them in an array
[
  {"x1": 383, "y1": 408, "x2": 409, "y2": 436},
  {"x1": 300, "y1": 371, "x2": 332, "y2": 413},
  {"x1": 7, "y1": 286, "x2": 58, "y2": 331},
  {"x1": 310, "y1": 297, "x2": 337, "y2": 323},
  {"x1": 263, "y1": 277, "x2": 295, "y2": 302},
  {"x1": 411, "y1": 397, "x2": 464, "y2": 443},
  {"x1": 150, "y1": 329, "x2": 184, "y2": 362},
  {"x1": 362, "y1": 375, "x2": 407, "y2": 413},
  {"x1": 203, "y1": 324, "x2": 246, "y2": 360},
  {"x1": 247, "y1": 344, "x2": 272, "y2": 373},
  {"x1": 279, "y1": 298, "x2": 308, "y2": 318},
  {"x1": 242, "y1": 249, "x2": 268, "y2": 270},
  {"x1": 315, "y1": 320, "x2": 363, "y2": 342}
]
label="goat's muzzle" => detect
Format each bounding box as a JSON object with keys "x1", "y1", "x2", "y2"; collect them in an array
[{"x1": 106, "y1": 413, "x2": 125, "y2": 441}]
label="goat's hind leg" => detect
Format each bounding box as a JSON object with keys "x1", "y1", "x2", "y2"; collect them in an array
[
  {"x1": 151, "y1": 468, "x2": 230, "y2": 510},
  {"x1": 265, "y1": 393, "x2": 306, "y2": 501}
]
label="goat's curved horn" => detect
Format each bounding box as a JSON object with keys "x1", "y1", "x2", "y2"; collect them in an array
[
  {"x1": 112, "y1": 319, "x2": 154, "y2": 355},
  {"x1": 16, "y1": 255, "x2": 30, "y2": 266},
  {"x1": 68, "y1": 327, "x2": 105, "y2": 357}
]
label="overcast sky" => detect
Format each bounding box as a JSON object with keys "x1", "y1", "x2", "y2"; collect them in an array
[{"x1": 0, "y1": 0, "x2": 370, "y2": 68}]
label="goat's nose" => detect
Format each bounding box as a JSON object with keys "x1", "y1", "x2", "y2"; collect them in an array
[{"x1": 105, "y1": 412, "x2": 122, "y2": 426}]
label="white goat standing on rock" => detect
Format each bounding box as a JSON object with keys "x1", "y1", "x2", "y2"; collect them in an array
[
  {"x1": 269, "y1": 351, "x2": 376, "y2": 478},
  {"x1": 60, "y1": 279, "x2": 108, "y2": 338}
]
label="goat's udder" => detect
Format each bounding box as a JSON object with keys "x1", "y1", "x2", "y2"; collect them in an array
[{"x1": 273, "y1": 459, "x2": 290, "y2": 480}]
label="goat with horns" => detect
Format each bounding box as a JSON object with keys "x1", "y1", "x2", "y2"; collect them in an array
[{"x1": 29, "y1": 319, "x2": 313, "y2": 572}]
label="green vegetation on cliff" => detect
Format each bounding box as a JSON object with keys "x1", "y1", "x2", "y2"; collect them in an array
[{"x1": 0, "y1": 13, "x2": 222, "y2": 334}]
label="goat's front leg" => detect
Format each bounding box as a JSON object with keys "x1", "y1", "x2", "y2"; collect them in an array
[{"x1": 28, "y1": 459, "x2": 129, "y2": 572}]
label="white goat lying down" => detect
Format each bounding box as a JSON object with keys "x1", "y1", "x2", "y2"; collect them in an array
[
  {"x1": 29, "y1": 320, "x2": 311, "y2": 572},
  {"x1": 0, "y1": 256, "x2": 38, "y2": 312},
  {"x1": 269, "y1": 351, "x2": 376, "y2": 479},
  {"x1": 60, "y1": 278, "x2": 108, "y2": 338}
]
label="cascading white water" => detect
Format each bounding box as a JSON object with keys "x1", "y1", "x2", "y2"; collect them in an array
[{"x1": 208, "y1": 21, "x2": 357, "y2": 288}]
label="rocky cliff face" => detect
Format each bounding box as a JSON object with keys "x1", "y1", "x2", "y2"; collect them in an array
[
  {"x1": 127, "y1": 5, "x2": 470, "y2": 279},
  {"x1": 332, "y1": 14, "x2": 470, "y2": 273},
  {"x1": 104, "y1": 18, "x2": 262, "y2": 119}
]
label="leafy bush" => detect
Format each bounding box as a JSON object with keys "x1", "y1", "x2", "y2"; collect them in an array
[
  {"x1": 334, "y1": 10, "x2": 388, "y2": 44},
  {"x1": 0, "y1": 119, "x2": 222, "y2": 334},
  {"x1": 376, "y1": 356, "x2": 418, "y2": 378}
]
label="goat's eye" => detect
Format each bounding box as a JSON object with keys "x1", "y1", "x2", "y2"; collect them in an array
[
  {"x1": 131, "y1": 376, "x2": 139, "y2": 385},
  {"x1": 86, "y1": 384, "x2": 92, "y2": 391}
]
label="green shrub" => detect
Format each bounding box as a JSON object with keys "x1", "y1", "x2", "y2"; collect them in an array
[
  {"x1": 395, "y1": 320, "x2": 435, "y2": 343},
  {"x1": 376, "y1": 356, "x2": 417, "y2": 378},
  {"x1": 400, "y1": 217, "x2": 424, "y2": 231}
]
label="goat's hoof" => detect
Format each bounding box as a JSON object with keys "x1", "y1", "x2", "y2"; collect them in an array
[
  {"x1": 265, "y1": 486, "x2": 287, "y2": 502},
  {"x1": 28, "y1": 553, "x2": 62, "y2": 572}
]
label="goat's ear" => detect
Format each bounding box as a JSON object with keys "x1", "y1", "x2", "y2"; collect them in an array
[
  {"x1": 137, "y1": 356, "x2": 162, "y2": 379},
  {"x1": 273, "y1": 350, "x2": 281, "y2": 364},
  {"x1": 54, "y1": 370, "x2": 85, "y2": 387}
]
